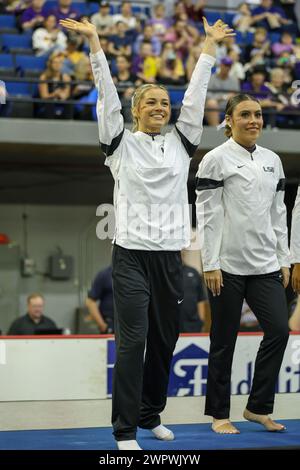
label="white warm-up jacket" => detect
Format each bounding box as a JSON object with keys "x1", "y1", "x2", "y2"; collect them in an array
[
  {"x1": 196, "y1": 137, "x2": 290, "y2": 275},
  {"x1": 90, "y1": 49, "x2": 215, "y2": 250}
]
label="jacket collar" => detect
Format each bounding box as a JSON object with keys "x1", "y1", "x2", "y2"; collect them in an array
[{"x1": 228, "y1": 137, "x2": 258, "y2": 157}]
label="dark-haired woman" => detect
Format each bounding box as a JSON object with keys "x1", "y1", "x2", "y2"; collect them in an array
[{"x1": 196, "y1": 93, "x2": 290, "y2": 434}]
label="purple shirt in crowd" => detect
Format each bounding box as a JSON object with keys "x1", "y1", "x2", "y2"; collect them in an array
[
  {"x1": 242, "y1": 81, "x2": 271, "y2": 100},
  {"x1": 51, "y1": 7, "x2": 79, "y2": 22},
  {"x1": 21, "y1": 6, "x2": 48, "y2": 25}
]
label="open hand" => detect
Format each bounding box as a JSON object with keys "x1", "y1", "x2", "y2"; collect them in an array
[
  {"x1": 59, "y1": 18, "x2": 97, "y2": 38},
  {"x1": 203, "y1": 17, "x2": 235, "y2": 43}
]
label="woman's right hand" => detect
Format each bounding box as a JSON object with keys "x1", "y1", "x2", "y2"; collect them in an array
[
  {"x1": 204, "y1": 270, "x2": 224, "y2": 297},
  {"x1": 59, "y1": 18, "x2": 97, "y2": 39}
]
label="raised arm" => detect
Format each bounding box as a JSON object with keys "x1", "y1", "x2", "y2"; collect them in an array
[
  {"x1": 59, "y1": 19, "x2": 124, "y2": 156},
  {"x1": 175, "y1": 18, "x2": 235, "y2": 148}
]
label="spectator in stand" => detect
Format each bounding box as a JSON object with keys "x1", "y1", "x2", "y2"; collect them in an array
[
  {"x1": 134, "y1": 24, "x2": 162, "y2": 57},
  {"x1": 182, "y1": 0, "x2": 205, "y2": 24},
  {"x1": 85, "y1": 266, "x2": 114, "y2": 333},
  {"x1": 99, "y1": 36, "x2": 113, "y2": 65},
  {"x1": 90, "y1": 1, "x2": 114, "y2": 37},
  {"x1": 242, "y1": 68, "x2": 270, "y2": 101},
  {"x1": 32, "y1": 14, "x2": 67, "y2": 56},
  {"x1": 131, "y1": 40, "x2": 159, "y2": 84},
  {"x1": 38, "y1": 51, "x2": 72, "y2": 118},
  {"x1": 72, "y1": 56, "x2": 94, "y2": 98},
  {"x1": 244, "y1": 27, "x2": 271, "y2": 72},
  {"x1": 7, "y1": 293, "x2": 58, "y2": 335},
  {"x1": 252, "y1": 0, "x2": 291, "y2": 32},
  {"x1": 164, "y1": 17, "x2": 198, "y2": 60},
  {"x1": 52, "y1": 0, "x2": 79, "y2": 23},
  {"x1": 172, "y1": 1, "x2": 186, "y2": 21},
  {"x1": 112, "y1": 55, "x2": 141, "y2": 121},
  {"x1": 205, "y1": 57, "x2": 240, "y2": 126},
  {"x1": 186, "y1": 35, "x2": 205, "y2": 81},
  {"x1": 61, "y1": 35, "x2": 87, "y2": 76},
  {"x1": 265, "y1": 67, "x2": 292, "y2": 102},
  {"x1": 5, "y1": 0, "x2": 31, "y2": 13},
  {"x1": 274, "y1": 0, "x2": 299, "y2": 33},
  {"x1": 232, "y1": 2, "x2": 255, "y2": 33},
  {"x1": 242, "y1": 68, "x2": 286, "y2": 125},
  {"x1": 147, "y1": 3, "x2": 172, "y2": 40},
  {"x1": 228, "y1": 48, "x2": 246, "y2": 82},
  {"x1": 107, "y1": 21, "x2": 132, "y2": 59},
  {"x1": 113, "y1": 1, "x2": 137, "y2": 31},
  {"x1": 20, "y1": 0, "x2": 48, "y2": 32},
  {"x1": 112, "y1": 55, "x2": 140, "y2": 97},
  {"x1": 157, "y1": 41, "x2": 185, "y2": 85},
  {"x1": 272, "y1": 31, "x2": 295, "y2": 57}
]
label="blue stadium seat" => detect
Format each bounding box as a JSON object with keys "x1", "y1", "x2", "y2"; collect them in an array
[
  {"x1": 0, "y1": 52, "x2": 14, "y2": 68},
  {"x1": 0, "y1": 14, "x2": 16, "y2": 28},
  {"x1": 15, "y1": 55, "x2": 47, "y2": 74},
  {"x1": 0, "y1": 52, "x2": 15, "y2": 76},
  {"x1": 5, "y1": 81, "x2": 31, "y2": 96},
  {"x1": 132, "y1": 6, "x2": 142, "y2": 15},
  {"x1": 203, "y1": 11, "x2": 222, "y2": 24},
  {"x1": 235, "y1": 31, "x2": 254, "y2": 45},
  {"x1": 44, "y1": 1, "x2": 57, "y2": 11},
  {"x1": 72, "y1": 2, "x2": 89, "y2": 16},
  {"x1": 269, "y1": 32, "x2": 281, "y2": 44},
  {"x1": 223, "y1": 12, "x2": 235, "y2": 27},
  {"x1": 1, "y1": 33, "x2": 32, "y2": 53},
  {"x1": 168, "y1": 89, "x2": 185, "y2": 105},
  {"x1": 88, "y1": 2, "x2": 100, "y2": 16}
]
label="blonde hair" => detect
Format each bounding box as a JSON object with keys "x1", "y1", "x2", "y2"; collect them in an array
[
  {"x1": 131, "y1": 84, "x2": 170, "y2": 132},
  {"x1": 27, "y1": 293, "x2": 44, "y2": 304}
]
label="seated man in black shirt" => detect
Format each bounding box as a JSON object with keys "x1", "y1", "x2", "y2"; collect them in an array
[
  {"x1": 85, "y1": 265, "x2": 114, "y2": 333},
  {"x1": 180, "y1": 252, "x2": 209, "y2": 333},
  {"x1": 7, "y1": 293, "x2": 58, "y2": 335}
]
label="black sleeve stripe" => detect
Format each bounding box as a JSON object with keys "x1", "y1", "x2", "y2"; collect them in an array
[
  {"x1": 276, "y1": 178, "x2": 286, "y2": 192},
  {"x1": 100, "y1": 127, "x2": 125, "y2": 157},
  {"x1": 175, "y1": 125, "x2": 198, "y2": 159},
  {"x1": 196, "y1": 177, "x2": 224, "y2": 191}
]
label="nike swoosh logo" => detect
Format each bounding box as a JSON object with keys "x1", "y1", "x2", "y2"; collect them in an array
[
  {"x1": 237, "y1": 165, "x2": 245, "y2": 168},
  {"x1": 177, "y1": 299, "x2": 184, "y2": 304}
]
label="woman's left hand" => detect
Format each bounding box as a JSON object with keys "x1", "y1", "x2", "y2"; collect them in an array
[
  {"x1": 203, "y1": 17, "x2": 236, "y2": 43},
  {"x1": 281, "y1": 267, "x2": 290, "y2": 288}
]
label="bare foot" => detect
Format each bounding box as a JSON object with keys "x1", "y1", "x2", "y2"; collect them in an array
[
  {"x1": 243, "y1": 409, "x2": 286, "y2": 432},
  {"x1": 212, "y1": 419, "x2": 240, "y2": 434}
]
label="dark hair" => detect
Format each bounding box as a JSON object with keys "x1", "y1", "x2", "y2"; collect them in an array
[{"x1": 224, "y1": 93, "x2": 261, "y2": 137}]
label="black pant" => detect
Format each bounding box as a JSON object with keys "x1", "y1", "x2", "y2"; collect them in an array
[
  {"x1": 205, "y1": 270, "x2": 289, "y2": 419},
  {"x1": 111, "y1": 244, "x2": 183, "y2": 441}
]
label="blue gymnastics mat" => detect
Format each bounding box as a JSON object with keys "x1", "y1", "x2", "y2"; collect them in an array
[{"x1": 0, "y1": 420, "x2": 299, "y2": 450}]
